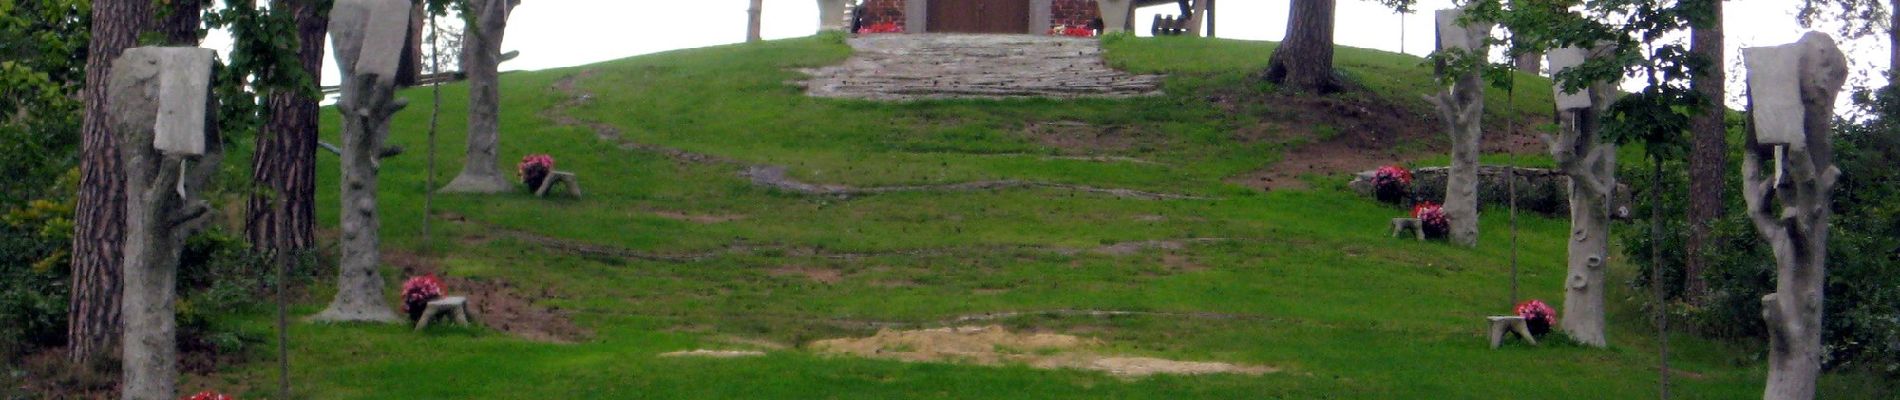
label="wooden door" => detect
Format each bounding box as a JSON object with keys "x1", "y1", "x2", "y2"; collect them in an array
[{"x1": 928, "y1": 0, "x2": 1030, "y2": 33}]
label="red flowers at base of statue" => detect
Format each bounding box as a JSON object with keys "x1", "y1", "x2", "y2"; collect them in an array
[
  {"x1": 1411, "y1": 202, "x2": 1448, "y2": 238},
  {"x1": 183, "y1": 391, "x2": 234, "y2": 400},
  {"x1": 517, "y1": 154, "x2": 555, "y2": 191},
  {"x1": 401, "y1": 274, "x2": 445, "y2": 322},
  {"x1": 1514, "y1": 299, "x2": 1556, "y2": 337},
  {"x1": 1049, "y1": 25, "x2": 1096, "y2": 37},
  {"x1": 1372, "y1": 165, "x2": 1413, "y2": 204},
  {"x1": 858, "y1": 22, "x2": 902, "y2": 34}
]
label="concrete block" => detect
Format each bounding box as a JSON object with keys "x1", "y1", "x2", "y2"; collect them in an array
[
  {"x1": 1547, "y1": 47, "x2": 1592, "y2": 110},
  {"x1": 1745, "y1": 43, "x2": 1804, "y2": 147},
  {"x1": 141, "y1": 47, "x2": 215, "y2": 156},
  {"x1": 329, "y1": 0, "x2": 412, "y2": 81},
  {"x1": 1435, "y1": 8, "x2": 1484, "y2": 51}
]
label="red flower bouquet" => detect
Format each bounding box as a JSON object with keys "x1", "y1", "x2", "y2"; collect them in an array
[
  {"x1": 1371, "y1": 165, "x2": 1413, "y2": 204},
  {"x1": 183, "y1": 391, "x2": 234, "y2": 400},
  {"x1": 401, "y1": 274, "x2": 445, "y2": 322},
  {"x1": 517, "y1": 154, "x2": 555, "y2": 191},
  {"x1": 1412, "y1": 202, "x2": 1448, "y2": 238},
  {"x1": 1514, "y1": 299, "x2": 1556, "y2": 337},
  {"x1": 857, "y1": 22, "x2": 902, "y2": 34}
]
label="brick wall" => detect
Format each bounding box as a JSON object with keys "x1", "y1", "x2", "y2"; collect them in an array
[
  {"x1": 1050, "y1": 0, "x2": 1101, "y2": 30},
  {"x1": 858, "y1": 0, "x2": 907, "y2": 31}
]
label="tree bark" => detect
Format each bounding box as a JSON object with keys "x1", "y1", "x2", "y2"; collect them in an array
[
  {"x1": 248, "y1": 0, "x2": 329, "y2": 258},
  {"x1": 439, "y1": 0, "x2": 516, "y2": 194},
  {"x1": 396, "y1": 0, "x2": 424, "y2": 87},
  {"x1": 1891, "y1": 0, "x2": 1898, "y2": 78},
  {"x1": 312, "y1": 0, "x2": 411, "y2": 323},
  {"x1": 156, "y1": 0, "x2": 203, "y2": 46},
  {"x1": 1514, "y1": 52, "x2": 1541, "y2": 74},
  {"x1": 108, "y1": 47, "x2": 220, "y2": 400},
  {"x1": 1685, "y1": 0, "x2": 1725, "y2": 303},
  {"x1": 68, "y1": 0, "x2": 149, "y2": 365},
  {"x1": 1742, "y1": 32, "x2": 1845, "y2": 400},
  {"x1": 1427, "y1": 8, "x2": 1490, "y2": 247},
  {"x1": 1548, "y1": 69, "x2": 1619, "y2": 347},
  {"x1": 747, "y1": 0, "x2": 763, "y2": 42},
  {"x1": 1263, "y1": 0, "x2": 1343, "y2": 94}
]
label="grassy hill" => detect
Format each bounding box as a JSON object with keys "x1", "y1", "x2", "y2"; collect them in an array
[{"x1": 195, "y1": 33, "x2": 1890, "y2": 398}]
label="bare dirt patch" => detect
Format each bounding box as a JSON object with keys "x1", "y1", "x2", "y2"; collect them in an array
[
  {"x1": 1218, "y1": 89, "x2": 1548, "y2": 191},
  {"x1": 385, "y1": 251, "x2": 591, "y2": 343},
  {"x1": 769, "y1": 265, "x2": 844, "y2": 284},
  {"x1": 658, "y1": 349, "x2": 766, "y2": 358},
  {"x1": 1023, "y1": 120, "x2": 1142, "y2": 153},
  {"x1": 810, "y1": 326, "x2": 1275, "y2": 378}
]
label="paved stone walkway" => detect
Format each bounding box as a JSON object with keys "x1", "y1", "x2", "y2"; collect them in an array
[{"x1": 800, "y1": 34, "x2": 1163, "y2": 101}]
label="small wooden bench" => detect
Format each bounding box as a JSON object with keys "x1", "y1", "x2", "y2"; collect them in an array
[
  {"x1": 414, "y1": 296, "x2": 472, "y2": 331},
  {"x1": 1486, "y1": 316, "x2": 1538, "y2": 349},
  {"x1": 535, "y1": 171, "x2": 582, "y2": 198}
]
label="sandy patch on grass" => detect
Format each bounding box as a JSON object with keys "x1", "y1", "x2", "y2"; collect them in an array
[
  {"x1": 770, "y1": 265, "x2": 843, "y2": 284},
  {"x1": 659, "y1": 349, "x2": 767, "y2": 358},
  {"x1": 809, "y1": 326, "x2": 1275, "y2": 378}
]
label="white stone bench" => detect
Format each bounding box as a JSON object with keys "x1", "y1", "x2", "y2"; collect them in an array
[
  {"x1": 1391, "y1": 218, "x2": 1424, "y2": 241},
  {"x1": 1486, "y1": 315, "x2": 1538, "y2": 349},
  {"x1": 535, "y1": 170, "x2": 582, "y2": 198},
  {"x1": 414, "y1": 296, "x2": 471, "y2": 331}
]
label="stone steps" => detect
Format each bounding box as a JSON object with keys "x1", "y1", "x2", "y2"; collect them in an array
[{"x1": 800, "y1": 34, "x2": 1163, "y2": 101}]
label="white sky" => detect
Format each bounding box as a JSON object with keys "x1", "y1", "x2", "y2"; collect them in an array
[{"x1": 205, "y1": 0, "x2": 1893, "y2": 109}]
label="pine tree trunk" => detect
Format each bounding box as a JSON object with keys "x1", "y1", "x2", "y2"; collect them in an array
[
  {"x1": 396, "y1": 0, "x2": 424, "y2": 87},
  {"x1": 1685, "y1": 0, "x2": 1725, "y2": 303},
  {"x1": 156, "y1": 0, "x2": 202, "y2": 45},
  {"x1": 1514, "y1": 52, "x2": 1541, "y2": 74},
  {"x1": 248, "y1": 0, "x2": 328, "y2": 257},
  {"x1": 1891, "y1": 0, "x2": 1898, "y2": 79},
  {"x1": 68, "y1": 0, "x2": 149, "y2": 364},
  {"x1": 439, "y1": 0, "x2": 516, "y2": 194},
  {"x1": 1263, "y1": 0, "x2": 1342, "y2": 94}
]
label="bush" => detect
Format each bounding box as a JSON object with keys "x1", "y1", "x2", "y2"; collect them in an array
[{"x1": 0, "y1": 172, "x2": 76, "y2": 357}]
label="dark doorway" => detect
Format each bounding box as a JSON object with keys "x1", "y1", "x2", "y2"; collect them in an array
[{"x1": 927, "y1": 0, "x2": 1031, "y2": 33}]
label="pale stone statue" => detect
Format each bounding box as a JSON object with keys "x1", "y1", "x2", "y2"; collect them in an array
[
  {"x1": 1097, "y1": 0, "x2": 1132, "y2": 33},
  {"x1": 817, "y1": 0, "x2": 848, "y2": 31},
  {"x1": 1545, "y1": 45, "x2": 1620, "y2": 347},
  {"x1": 312, "y1": 0, "x2": 412, "y2": 323},
  {"x1": 1741, "y1": 32, "x2": 1847, "y2": 400},
  {"x1": 440, "y1": 0, "x2": 520, "y2": 193},
  {"x1": 110, "y1": 46, "x2": 220, "y2": 400},
  {"x1": 1425, "y1": 7, "x2": 1491, "y2": 247}
]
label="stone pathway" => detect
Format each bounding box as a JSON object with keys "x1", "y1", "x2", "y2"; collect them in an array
[{"x1": 800, "y1": 34, "x2": 1163, "y2": 101}]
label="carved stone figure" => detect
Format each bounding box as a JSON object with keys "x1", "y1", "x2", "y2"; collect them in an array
[
  {"x1": 1545, "y1": 45, "x2": 1620, "y2": 347},
  {"x1": 1426, "y1": 7, "x2": 1491, "y2": 247},
  {"x1": 312, "y1": 0, "x2": 412, "y2": 323}
]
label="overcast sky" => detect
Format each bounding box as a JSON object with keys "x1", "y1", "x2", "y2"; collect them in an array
[{"x1": 208, "y1": 1, "x2": 1893, "y2": 109}]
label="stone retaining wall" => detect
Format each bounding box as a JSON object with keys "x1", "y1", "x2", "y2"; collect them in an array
[{"x1": 1348, "y1": 166, "x2": 1632, "y2": 218}]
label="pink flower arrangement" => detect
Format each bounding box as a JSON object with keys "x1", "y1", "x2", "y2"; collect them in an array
[
  {"x1": 183, "y1": 391, "x2": 234, "y2": 400},
  {"x1": 1514, "y1": 299, "x2": 1556, "y2": 337},
  {"x1": 1049, "y1": 25, "x2": 1095, "y2": 37},
  {"x1": 1412, "y1": 202, "x2": 1448, "y2": 237},
  {"x1": 1371, "y1": 165, "x2": 1413, "y2": 203},
  {"x1": 517, "y1": 154, "x2": 555, "y2": 190},
  {"x1": 401, "y1": 274, "x2": 445, "y2": 321},
  {"x1": 857, "y1": 22, "x2": 903, "y2": 34}
]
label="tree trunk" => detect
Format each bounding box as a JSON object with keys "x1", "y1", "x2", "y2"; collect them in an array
[
  {"x1": 108, "y1": 47, "x2": 220, "y2": 400},
  {"x1": 1263, "y1": 0, "x2": 1342, "y2": 94},
  {"x1": 1514, "y1": 52, "x2": 1541, "y2": 74},
  {"x1": 1547, "y1": 63, "x2": 1618, "y2": 345},
  {"x1": 439, "y1": 0, "x2": 516, "y2": 194},
  {"x1": 1427, "y1": 7, "x2": 1490, "y2": 247},
  {"x1": 1891, "y1": 0, "x2": 1898, "y2": 78},
  {"x1": 312, "y1": 0, "x2": 411, "y2": 324},
  {"x1": 1097, "y1": 0, "x2": 1132, "y2": 33},
  {"x1": 396, "y1": 0, "x2": 424, "y2": 87},
  {"x1": 1741, "y1": 32, "x2": 1845, "y2": 400},
  {"x1": 1685, "y1": 0, "x2": 1725, "y2": 303},
  {"x1": 156, "y1": 0, "x2": 202, "y2": 45},
  {"x1": 248, "y1": 0, "x2": 328, "y2": 258},
  {"x1": 69, "y1": 0, "x2": 149, "y2": 364},
  {"x1": 747, "y1": 0, "x2": 763, "y2": 42}
]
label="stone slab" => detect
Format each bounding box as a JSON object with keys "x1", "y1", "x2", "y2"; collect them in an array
[
  {"x1": 1435, "y1": 8, "x2": 1484, "y2": 51},
  {"x1": 1546, "y1": 47, "x2": 1592, "y2": 110},
  {"x1": 329, "y1": 0, "x2": 411, "y2": 81},
  {"x1": 146, "y1": 47, "x2": 216, "y2": 155},
  {"x1": 1744, "y1": 43, "x2": 1805, "y2": 147}
]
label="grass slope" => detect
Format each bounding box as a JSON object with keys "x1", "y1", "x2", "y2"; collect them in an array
[{"x1": 200, "y1": 33, "x2": 1889, "y2": 398}]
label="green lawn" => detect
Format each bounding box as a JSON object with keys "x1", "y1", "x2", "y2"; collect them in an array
[{"x1": 197, "y1": 33, "x2": 1890, "y2": 398}]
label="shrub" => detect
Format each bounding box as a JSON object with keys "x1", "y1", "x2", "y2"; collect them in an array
[
  {"x1": 516, "y1": 154, "x2": 554, "y2": 191},
  {"x1": 1412, "y1": 202, "x2": 1447, "y2": 238},
  {"x1": 401, "y1": 274, "x2": 445, "y2": 322},
  {"x1": 1514, "y1": 299, "x2": 1556, "y2": 337},
  {"x1": 1371, "y1": 165, "x2": 1413, "y2": 204}
]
